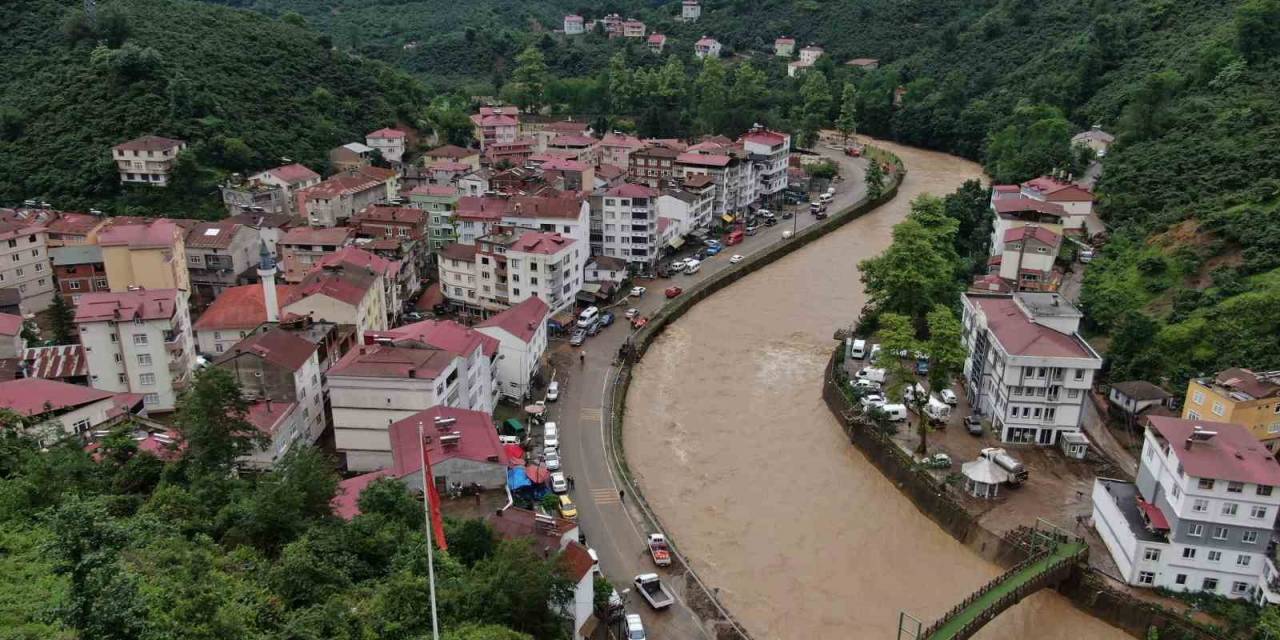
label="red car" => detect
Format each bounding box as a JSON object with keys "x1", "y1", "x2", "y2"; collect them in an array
[{"x1": 665, "y1": 286, "x2": 683, "y2": 298}]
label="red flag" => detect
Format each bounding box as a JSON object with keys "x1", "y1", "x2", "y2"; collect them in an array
[{"x1": 421, "y1": 439, "x2": 449, "y2": 551}]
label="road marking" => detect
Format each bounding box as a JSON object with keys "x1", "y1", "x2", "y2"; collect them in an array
[
  {"x1": 591, "y1": 488, "x2": 621, "y2": 504},
  {"x1": 580, "y1": 407, "x2": 602, "y2": 421}
]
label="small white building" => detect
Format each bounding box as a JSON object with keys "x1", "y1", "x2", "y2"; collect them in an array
[
  {"x1": 563, "y1": 14, "x2": 584, "y2": 35},
  {"x1": 366, "y1": 128, "x2": 408, "y2": 165},
  {"x1": 774, "y1": 36, "x2": 795, "y2": 57},
  {"x1": 75, "y1": 288, "x2": 196, "y2": 412},
  {"x1": 476, "y1": 296, "x2": 549, "y2": 402},
  {"x1": 1072, "y1": 125, "x2": 1116, "y2": 157},
  {"x1": 681, "y1": 0, "x2": 701, "y2": 21},
  {"x1": 960, "y1": 292, "x2": 1102, "y2": 446},
  {"x1": 1092, "y1": 417, "x2": 1280, "y2": 602},
  {"x1": 584, "y1": 256, "x2": 629, "y2": 285},
  {"x1": 694, "y1": 36, "x2": 722, "y2": 59},
  {"x1": 111, "y1": 136, "x2": 186, "y2": 187}
]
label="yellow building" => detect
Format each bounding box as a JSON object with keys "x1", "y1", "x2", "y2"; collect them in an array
[
  {"x1": 94, "y1": 220, "x2": 190, "y2": 293},
  {"x1": 1182, "y1": 368, "x2": 1280, "y2": 448}
]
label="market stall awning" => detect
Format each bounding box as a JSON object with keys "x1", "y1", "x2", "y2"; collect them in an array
[
  {"x1": 668, "y1": 236, "x2": 685, "y2": 249},
  {"x1": 503, "y1": 418, "x2": 525, "y2": 433},
  {"x1": 504, "y1": 444, "x2": 525, "y2": 465},
  {"x1": 721, "y1": 213, "x2": 736, "y2": 224}
]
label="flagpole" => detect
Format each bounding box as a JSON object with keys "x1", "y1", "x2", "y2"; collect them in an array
[{"x1": 418, "y1": 423, "x2": 441, "y2": 640}]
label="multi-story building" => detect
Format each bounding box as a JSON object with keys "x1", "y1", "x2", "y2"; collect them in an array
[
  {"x1": 111, "y1": 136, "x2": 186, "y2": 187},
  {"x1": 775, "y1": 36, "x2": 796, "y2": 57},
  {"x1": 366, "y1": 128, "x2": 407, "y2": 164},
  {"x1": 598, "y1": 133, "x2": 645, "y2": 168},
  {"x1": 621, "y1": 19, "x2": 646, "y2": 37},
  {"x1": 984, "y1": 225, "x2": 1063, "y2": 293},
  {"x1": 988, "y1": 193, "x2": 1065, "y2": 255},
  {"x1": 647, "y1": 33, "x2": 667, "y2": 53},
  {"x1": 352, "y1": 206, "x2": 428, "y2": 244},
  {"x1": 960, "y1": 292, "x2": 1103, "y2": 446},
  {"x1": 1182, "y1": 369, "x2": 1280, "y2": 450},
  {"x1": 278, "y1": 226, "x2": 354, "y2": 283},
  {"x1": 470, "y1": 106, "x2": 520, "y2": 151},
  {"x1": 406, "y1": 185, "x2": 461, "y2": 252},
  {"x1": 214, "y1": 327, "x2": 326, "y2": 468},
  {"x1": 788, "y1": 45, "x2": 824, "y2": 77},
  {"x1": 185, "y1": 222, "x2": 260, "y2": 307},
  {"x1": 51, "y1": 245, "x2": 108, "y2": 304},
  {"x1": 677, "y1": 151, "x2": 747, "y2": 218},
  {"x1": 75, "y1": 288, "x2": 195, "y2": 412},
  {"x1": 227, "y1": 211, "x2": 297, "y2": 257},
  {"x1": 0, "y1": 313, "x2": 23, "y2": 359},
  {"x1": 476, "y1": 296, "x2": 548, "y2": 402},
  {"x1": 599, "y1": 183, "x2": 660, "y2": 268},
  {"x1": 281, "y1": 262, "x2": 388, "y2": 342},
  {"x1": 423, "y1": 145, "x2": 481, "y2": 171},
  {"x1": 295, "y1": 172, "x2": 391, "y2": 228},
  {"x1": 248, "y1": 163, "x2": 321, "y2": 209},
  {"x1": 1092, "y1": 416, "x2": 1280, "y2": 601},
  {"x1": 366, "y1": 318, "x2": 499, "y2": 414},
  {"x1": 439, "y1": 230, "x2": 582, "y2": 318},
  {"x1": 628, "y1": 144, "x2": 682, "y2": 186},
  {"x1": 681, "y1": 0, "x2": 701, "y2": 21},
  {"x1": 327, "y1": 343, "x2": 465, "y2": 472},
  {"x1": 656, "y1": 177, "x2": 716, "y2": 238},
  {"x1": 316, "y1": 247, "x2": 403, "y2": 326},
  {"x1": 96, "y1": 219, "x2": 189, "y2": 294},
  {"x1": 192, "y1": 272, "x2": 292, "y2": 357},
  {"x1": 453, "y1": 195, "x2": 590, "y2": 250},
  {"x1": 328, "y1": 142, "x2": 372, "y2": 172},
  {"x1": 740, "y1": 128, "x2": 792, "y2": 203},
  {"x1": 990, "y1": 176, "x2": 1098, "y2": 236},
  {"x1": 694, "y1": 36, "x2": 722, "y2": 59},
  {"x1": 0, "y1": 216, "x2": 55, "y2": 313},
  {"x1": 563, "y1": 14, "x2": 584, "y2": 35}
]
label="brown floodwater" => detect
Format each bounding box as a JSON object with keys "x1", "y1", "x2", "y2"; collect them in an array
[{"x1": 623, "y1": 140, "x2": 1129, "y2": 639}]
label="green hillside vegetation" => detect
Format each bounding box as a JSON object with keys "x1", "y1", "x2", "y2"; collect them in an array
[
  {"x1": 0, "y1": 0, "x2": 429, "y2": 216},
  {"x1": 0, "y1": 370, "x2": 569, "y2": 639}
]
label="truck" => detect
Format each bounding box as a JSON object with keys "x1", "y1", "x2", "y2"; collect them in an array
[
  {"x1": 726, "y1": 229, "x2": 745, "y2": 246},
  {"x1": 634, "y1": 573, "x2": 675, "y2": 610},
  {"x1": 647, "y1": 533, "x2": 672, "y2": 567},
  {"x1": 981, "y1": 447, "x2": 1029, "y2": 485}
]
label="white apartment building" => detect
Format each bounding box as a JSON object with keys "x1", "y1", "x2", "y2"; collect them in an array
[
  {"x1": 564, "y1": 14, "x2": 584, "y2": 35},
  {"x1": 366, "y1": 319, "x2": 500, "y2": 415},
  {"x1": 682, "y1": 0, "x2": 701, "y2": 21},
  {"x1": 0, "y1": 216, "x2": 55, "y2": 313},
  {"x1": 111, "y1": 136, "x2": 186, "y2": 186},
  {"x1": 960, "y1": 292, "x2": 1103, "y2": 446},
  {"x1": 600, "y1": 183, "x2": 660, "y2": 268},
  {"x1": 327, "y1": 343, "x2": 465, "y2": 472},
  {"x1": 677, "y1": 152, "x2": 748, "y2": 218},
  {"x1": 365, "y1": 128, "x2": 407, "y2": 164},
  {"x1": 740, "y1": 128, "x2": 792, "y2": 201},
  {"x1": 75, "y1": 288, "x2": 196, "y2": 412},
  {"x1": 438, "y1": 230, "x2": 582, "y2": 318},
  {"x1": 476, "y1": 296, "x2": 549, "y2": 402},
  {"x1": 656, "y1": 180, "x2": 716, "y2": 238},
  {"x1": 1092, "y1": 416, "x2": 1280, "y2": 601}
]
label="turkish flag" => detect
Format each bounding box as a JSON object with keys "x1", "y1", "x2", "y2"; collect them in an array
[{"x1": 421, "y1": 442, "x2": 449, "y2": 551}]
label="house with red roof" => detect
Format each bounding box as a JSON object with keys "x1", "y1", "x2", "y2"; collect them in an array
[
  {"x1": 647, "y1": 32, "x2": 667, "y2": 53},
  {"x1": 186, "y1": 221, "x2": 262, "y2": 307},
  {"x1": 439, "y1": 229, "x2": 583, "y2": 319},
  {"x1": 982, "y1": 225, "x2": 1063, "y2": 293},
  {"x1": 192, "y1": 283, "x2": 295, "y2": 355},
  {"x1": 694, "y1": 36, "x2": 722, "y2": 59},
  {"x1": 214, "y1": 327, "x2": 326, "y2": 468},
  {"x1": 19, "y1": 345, "x2": 88, "y2": 384},
  {"x1": 366, "y1": 127, "x2": 408, "y2": 164},
  {"x1": 278, "y1": 226, "x2": 355, "y2": 283},
  {"x1": 317, "y1": 246, "x2": 405, "y2": 325},
  {"x1": 366, "y1": 318, "x2": 499, "y2": 413},
  {"x1": 676, "y1": 150, "x2": 748, "y2": 218},
  {"x1": 386, "y1": 405, "x2": 507, "y2": 489},
  {"x1": 0, "y1": 378, "x2": 144, "y2": 441},
  {"x1": 327, "y1": 344, "x2": 468, "y2": 472},
  {"x1": 1092, "y1": 416, "x2": 1280, "y2": 600},
  {"x1": 422, "y1": 145, "x2": 481, "y2": 171},
  {"x1": 281, "y1": 261, "x2": 389, "y2": 342},
  {"x1": 75, "y1": 288, "x2": 196, "y2": 412},
  {"x1": 560, "y1": 541, "x2": 600, "y2": 638},
  {"x1": 470, "y1": 106, "x2": 520, "y2": 151},
  {"x1": 0, "y1": 313, "x2": 23, "y2": 359},
  {"x1": 601, "y1": 183, "x2": 663, "y2": 269},
  {"x1": 740, "y1": 126, "x2": 792, "y2": 200},
  {"x1": 960, "y1": 292, "x2": 1101, "y2": 447},
  {"x1": 111, "y1": 135, "x2": 186, "y2": 187},
  {"x1": 990, "y1": 174, "x2": 1098, "y2": 235},
  {"x1": 295, "y1": 171, "x2": 392, "y2": 228},
  {"x1": 627, "y1": 144, "x2": 682, "y2": 186},
  {"x1": 482, "y1": 138, "x2": 536, "y2": 168},
  {"x1": 547, "y1": 134, "x2": 600, "y2": 166},
  {"x1": 774, "y1": 36, "x2": 796, "y2": 57},
  {"x1": 477, "y1": 296, "x2": 549, "y2": 401},
  {"x1": 253, "y1": 163, "x2": 321, "y2": 192}
]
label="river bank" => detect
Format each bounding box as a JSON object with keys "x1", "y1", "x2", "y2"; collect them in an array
[{"x1": 621, "y1": 139, "x2": 1132, "y2": 639}]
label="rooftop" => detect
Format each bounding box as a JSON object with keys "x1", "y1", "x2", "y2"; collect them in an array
[
  {"x1": 439, "y1": 243, "x2": 479, "y2": 261},
  {"x1": 676, "y1": 152, "x2": 732, "y2": 167},
  {"x1": 1003, "y1": 225, "x2": 1061, "y2": 247},
  {"x1": 113, "y1": 135, "x2": 184, "y2": 152},
  {"x1": 0, "y1": 378, "x2": 116, "y2": 416},
  {"x1": 216, "y1": 327, "x2": 317, "y2": 370},
  {"x1": 388, "y1": 405, "x2": 505, "y2": 477},
  {"x1": 606, "y1": 183, "x2": 656, "y2": 198},
  {"x1": 1097, "y1": 479, "x2": 1166, "y2": 543},
  {"x1": 280, "y1": 226, "x2": 354, "y2": 246},
  {"x1": 965, "y1": 293, "x2": 1095, "y2": 359},
  {"x1": 298, "y1": 174, "x2": 382, "y2": 200},
  {"x1": 404, "y1": 185, "x2": 459, "y2": 198},
  {"x1": 0, "y1": 313, "x2": 22, "y2": 337},
  {"x1": 992, "y1": 197, "x2": 1066, "y2": 217},
  {"x1": 328, "y1": 344, "x2": 455, "y2": 380},
  {"x1": 368, "y1": 127, "x2": 407, "y2": 139},
  {"x1": 96, "y1": 219, "x2": 182, "y2": 249},
  {"x1": 331, "y1": 469, "x2": 394, "y2": 520},
  {"x1": 1205, "y1": 368, "x2": 1280, "y2": 401},
  {"x1": 510, "y1": 231, "x2": 574, "y2": 256},
  {"x1": 1111, "y1": 381, "x2": 1172, "y2": 401},
  {"x1": 559, "y1": 541, "x2": 595, "y2": 582},
  {"x1": 317, "y1": 246, "x2": 401, "y2": 279},
  {"x1": 1146, "y1": 416, "x2": 1280, "y2": 485},
  {"x1": 353, "y1": 205, "x2": 426, "y2": 226},
  {"x1": 193, "y1": 283, "x2": 294, "y2": 331},
  {"x1": 476, "y1": 296, "x2": 548, "y2": 344},
  {"x1": 74, "y1": 289, "x2": 181, "y2": 323},
  {"x1": 369, "y1": 319, "x2": 499, "y2": 358},
  {"x1": 20, "y1": 345, "x2": 88, "y2": 380},
  {"x1": 261, "y1": 163, "x2": 320, "y2": 185},
  {"x1": 487, "y1": 506, "x2": 577, "y2": 543},
  {"x1": 423, "y1": 144, "x2": 475, "y2": 159},
  {"x1": 186, "y1": 222, "x2": 246, "y2": 249},
  {"x1": 246, "y1": 400, "x2": 296, "y2": 435},
  {"x1": 286, "y1": 264, "x2": 380, "y2": 307},
  {"x1": 50, "y1": 245, "x2": 104, "y2": 266}
]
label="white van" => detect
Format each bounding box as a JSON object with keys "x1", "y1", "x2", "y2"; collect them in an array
[
  {"x1": 902, "y1": 382, "x2": 927, "y2": 403},
  {"x1": 879, "y1": 403, "x2": 908, "y2": 422},
  {"x1": 819, "y1": 192, "x2": 833, "y2": 203},
  {"x1": 577, "y1": 307, "x2": 599, "y2": 328},
  {"x1": 850, "y1": 338, "x2": 867, "y2": 360},
  {"x1": 855, "y1": 366, "x2": 886, "y2": 384},
  {"x1": 924, "y1": 396, "x2": 952, "y2": 423},
  {"x1": 684, "y1": 259, "x2": 702, "y2": 275}
]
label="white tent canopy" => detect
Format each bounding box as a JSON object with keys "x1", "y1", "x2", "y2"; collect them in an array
[{"x1": 962, "y1": 458, "x2": 1010, "y2": 499}]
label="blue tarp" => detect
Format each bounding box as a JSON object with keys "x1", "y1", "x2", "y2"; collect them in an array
[{"x1": 507, "y1": 467, "x2": 532, "y2": 491}]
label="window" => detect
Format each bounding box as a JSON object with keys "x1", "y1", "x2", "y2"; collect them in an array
[
  {"x1": 137, "y1": 354, "x2": 152, "y2": 366},
  {"x1": 1243, "y1": 531, "x2": 1260, "y2": 544},
  {"x1": 1193, "y1": 390, "x2": 1205, "y2": 404},
  {"x1": 113, "y1": 353, "x2": 121, "y2": 363},
  {"x1": 1192, "y1": 498, "x2": 1209, "y2": 513},
  {"x1": 67, "y1": 280, "x2": 81, "y2": 290},
  {"x1": 143, "y1": 393, "x2": 160, "y2": 405},
  {"x1": 1144, "y1": 548, "x2": 1162, "y2": 561},
  {"x1": 1187, "y1": 410, "x2": 1201, "y2": 420},
  {"x1": 1222, "y1": 503, "x2": 1238, "y2": 517},
  {"x1": 35, "y1": 263, "x2": 42, "y2": 272},
  {"x1": 1198, "y1": 478, "x2": 1216, "y2": 490},
  {"x1": 1175, "y1": 574, "x2": 1187, "y2": 586},
  {"x1": 1188, "y1": 523, "x2": 1204, "y2": 537},
  {"x1": 1208, "y1": 550, "x2": 1222, "y2": 562},
  {"x1": 1068, "y1": 388, "x2": 1080, "y2": 399},
  {"x1": 1137, "y1": 571, "x2": 1155, "y2": 585},
  {"x1": 1259, "y1": 485, "x2": 1274, "y2": 497},
  {"x1": 1228, "y1": 481, "x2": 1244, "y2": 493},
  {"x1": 1182, "y1": 547, "x2": 1197, "y2": 559},
  {"x1": 1212, "y1": 401, "x2": 1225, "y2": 416},
  {"x1": 1232, "y1": 582, "x2": 1250, "y2": 596},
  {"x1": 1251, "y1": 505, "x2": 1268, "y2": 520},
  {"x1": 133, "y1": 334, "x2": 148, "y2": 345},
  {"x1": 1213, "y1": 526, "x2": 1229, "y2": 540},
  {"x1": 1203, "y1": 578, "x2": 1219, "y2": 592},
  {"x1": 1237, "y1": 555, "x2": 1252, "y2": 568},
  {"x1": 139, "y1": 373, "x2": 156, "y2": 386},
  {"x1": 1074, "y1": 368, "x2": 1085, "y2": 380},
  {"x1": 95, "y1": 279, "x2": 107, "y2": 288},
  {"x1": 117, "y1": 374, "x2": 126, "y2": 384},
  {"x1": 189, "y1": 255, "x2": 203, "y2": 266},
  {"x1": 215, "y1": 344, "x2": 223, "y2": 353},
  {"x1": 14, "y1": 267, "x2": 21, "y2": 276},
  {"x1": 1172, "y1": 485, "x2": 1181, "y2": 499}
]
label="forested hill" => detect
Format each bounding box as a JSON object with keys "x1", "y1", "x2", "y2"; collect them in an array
[{"x1": 0, "y1": 0, "x2": 427, "y2": 214}]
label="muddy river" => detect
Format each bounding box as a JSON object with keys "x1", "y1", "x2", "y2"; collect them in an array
[{"x1": 623, "y1": 140, "x2": 1128, "y2": 639}]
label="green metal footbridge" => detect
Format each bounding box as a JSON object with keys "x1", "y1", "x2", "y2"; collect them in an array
[{"x1": 897, "y1": 520, "x2": 1088, "y2": 640}]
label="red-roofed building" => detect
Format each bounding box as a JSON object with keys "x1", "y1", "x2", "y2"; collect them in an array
[
  {"x1": 367, "y1": 319, "x2": 499, "y2": 413},
  {"x1": 563, "y1": 14, "x2": 585, "y2": 35},
  {"x1": 961, "y1": 291, "x2": 1101, "y2": 446},
  {"x1": 774, "y1": 36, "x2": 796, "y2": 57},
  {"x1": 19, "y1": 345, "x2": 88, "y2": 383},
  {"x1": 193, "y1": 283, "x2": 296, "y2": 355},
  {"x1": 295, "y1": 172, "x2": 391, "y2": 227},
  {"x1": 0, "y1": 378, "x2": 144, "y2": 439},
  {"x1": 601, "y1": 183, "x2": 662, "y2": 268},
  {"x1": 483, "y1": 138, "x2": 535, "y2": 167},
  {"x1": 471, "y1": 107, "x2": 520, "y2": 151},
  {"x1": 281, "y1": 262, "x2": 388, "y2": 342},
  {"x1": 186, "y1": 222, "x2": 262, "y2": 307},
  {"x1": 487, "y1": 507, "x2": 579, "y2": 550},
  {"x1": 387, "y1": 406, "x2": 506, "y2": 485},
  {"x1": 422, "y1": 145, "x2": 481, "y2": 171},
  {"x1": 740, "y1": 126, "x2": 792, "y2": 201},
  {"x1": 547, "y1": 134, "x2": 600, "y2": 166},
  {"x1": 983, "y1": 225, "x2": 1063, "y2": 293},
  {"x1": 694, "y1": 36, "x2": 722, "y2": 59},
  {"x1": 477, "y1": 296, "x2": 548, "y2": 401},
  {"x1": 990, "y1": 174, "x2": 1097, "y2": 235},
  {"x1": 75, "y1": 288, "x2": 195, "y2": 412},
  {"x1": 0, "y1": 313, "x2": 23, "y2": 359},
  {"x1": 647, "y1": 32, "x2": 667, "y2": 52},
  {"x1": 327, "y1": 343, "x2": 467, "y2": 471},
  {"x1": 278, "y1": 226, "x2": 355, "y2": 283},
  {"x1": 95, "y1": 219, "x2": 190, "y2": 294},
  {"x1": 440, "y1": 229, "x2": 583, "y2": 318},
  {"x1": 676, "y1": 149, "x2": 748, "y2": 218},
  {"x1": 621, "y1": 19, "x2": 646, "y2": 38},
  {"x1": 628, "y1": 144, "x2": 682, "y2": 186},
  {"x1": 598, "y1": 133, "x2": 644, "y2": 168},
  {"x1": 111, "y1": 136, "x2": 186, "y2": 186},
  {"x1": 1092, "y1": 416, "x2": 1280, "y2": 599},
  {"x1": 366, "y1": 128, "x2": 408, "y2": 164},
  {"x1": 317, "y1": 246, "x2": 406, "y2": 324}
]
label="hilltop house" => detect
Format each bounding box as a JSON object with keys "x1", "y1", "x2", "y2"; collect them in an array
[
  {"x1": 694, "y1": 36, "x2": 722, "y2": 59},
  {"x1": 112, "y1": 136, "x2": 186, "y2": 186}
]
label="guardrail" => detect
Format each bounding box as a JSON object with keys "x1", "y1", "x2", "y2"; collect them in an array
[{"x1": 600, "y1": 147, "x2": 907, "y2": 639}]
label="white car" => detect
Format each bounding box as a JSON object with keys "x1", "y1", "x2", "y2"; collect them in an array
[
  {"x1": 545, "y1": 449, "x2": 561, "y2": 471},
  {"x1": 630, "y1": 286, "x2": 647, "y2": 297},
  {"x1": 850, "y1": 378, "x2": 881, "y2": 392},
  {"x1": 860, "y1": 394, "x2": 886, "y2": 410},
  {"x1": 544, "y1": 432, "x2": 559, "y2": 449},
  {"x1": 546, "y1": 380, "x2": 559, "y2": 402},
  {"x1": 551, "y1": 472, "x2": 568, "y2": 494},
  {"x1": 498, "y1": 435, "x2": 521, "y2": 445},
  {"x1": 625, "y1": 307, "x2": 639, "y2": 319},
  {"x1": 940, "y1": 389, "x2": 958, "y2": 406},
  {"x1": 729, "y1": 254, "x2": 744, "y2": 264},
  {"x1": 625, "y1": 614, "x2": 647, "y2": 640}
]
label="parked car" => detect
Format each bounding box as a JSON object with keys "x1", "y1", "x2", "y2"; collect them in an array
[
  {"x1": 665, "y1": 286, "x2": 683, "y2": 298},
  {"x1": 782, "y1": 210, "x2": 794, "y2": 219},
  {"x1": 915, "y1": 356, "x2": 930, "y2": 376},
  {"x1": 544, "y1": 431, "x2": 559, "y2": 449},
  {"x1": 964, "y1": 416, "x2": 984, "y2": 436},
  {"x1": 868, "y1": 343, "x2": 882, "y2": 363},
  {"x1": 850, "y1": 378, "x2": 881, "y2": 392},
  {"x1": 729, "y1": 254, "x2": 744, "y2": 264},
  {"x1": 630, "y1": 286, "x2": 647, "y2": 297},
  {"x1": 558, "y1": 494, "x2": 577, "y2": 519},
  {"x1": 625, "y1": 307, "x2": 639, "y2": 319},
  {"x1": 545, "y1": 449, "x2": 561, "y2": 471},
  {"x1": 600, "y1": 311, "x2": 615, "y2": 327},
  {"x1": 569, "y1": 329, "x2": 587, "y2": 346},
  {"x1": 546, "y1": 381, "x2": 560, "y2": 402},
  {"x1": 704, "y1": 239, "x2": 722, "y2": 249},
  {"x1": 705, "y1": 245, "x2": 722, "y2": 256},
  {"x1": 764, "y1": 217, "x2": 778, "y2": 227},
  {"x1": 745, "y1": 224, "x2": 759, "y2": 236},
  {"x1": 551, "y1": 472, "x2": 568, "y2": 494},
  {"x1": 625, "y1": 614, "x2": 647, "y2": 640},
  {"x1": 586, "y1": 320, "x2": 603, "y2": 336},
  {"x1": 498, "y1": 435, "x2": 522, "y2": 445},
  {"x1": 403, "y1": 311, "x2": 426, "y2": 322},
  {"x1": 860, "y1": 394, "x2": 886, "y2": 410},
  {"x1": 694, "y1": 249, "x2": 707, "y2": 260},
  {"x1": 940, "y1": 389, "x2": 958, "y2": 405}
]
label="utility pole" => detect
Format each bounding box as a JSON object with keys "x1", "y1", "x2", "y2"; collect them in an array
[{"x1": 417, "y1": 423, "x2": 442, "y2": 640}]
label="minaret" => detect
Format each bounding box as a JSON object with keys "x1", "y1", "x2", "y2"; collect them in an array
[{"x1": 257, "y1": 240, "x2": 279, "y2": 323}]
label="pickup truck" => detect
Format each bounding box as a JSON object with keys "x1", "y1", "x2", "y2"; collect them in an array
[
  {"x1": 647, "y1": 533, "x2": 672, "y2": 567},
  {"x1": 633, "y1": 573, "x2": 675, "y2": 610}
]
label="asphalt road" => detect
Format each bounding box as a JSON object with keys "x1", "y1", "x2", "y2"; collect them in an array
[{"x1": 544, "y1": 146, "x2": 870, "y2": 638}]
